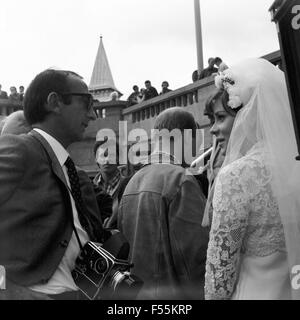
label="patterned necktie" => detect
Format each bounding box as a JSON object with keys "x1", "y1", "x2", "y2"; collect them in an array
[{"x1": 64, "y1": 156, "x2": 90, "y2": 235}]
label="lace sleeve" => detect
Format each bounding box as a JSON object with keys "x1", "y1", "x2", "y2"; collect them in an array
[{"x1": 204, "y1": 163, "x2": 251, "y2": 300}]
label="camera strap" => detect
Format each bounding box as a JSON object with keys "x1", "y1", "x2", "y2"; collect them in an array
[{"x1": 72, "y1": 220, "x2": 84, "y2": 251}]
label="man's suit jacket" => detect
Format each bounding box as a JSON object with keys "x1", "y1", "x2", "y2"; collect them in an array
[{"x1": 0, "y1": 130, "x2": 106, "y2": 287}]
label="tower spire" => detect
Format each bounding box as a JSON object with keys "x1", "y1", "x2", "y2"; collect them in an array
[{"x1": 89, "y1": 36, "x2": 122, "y2": 101}]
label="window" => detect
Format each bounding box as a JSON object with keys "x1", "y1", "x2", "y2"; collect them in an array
[{"x1": 102, "y1": 108, "x2": 106, "y2": 119}]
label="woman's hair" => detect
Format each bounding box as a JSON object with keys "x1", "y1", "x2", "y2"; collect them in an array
[{"x1": 204, "y1": 89, "x2": 243, "y2": 119}]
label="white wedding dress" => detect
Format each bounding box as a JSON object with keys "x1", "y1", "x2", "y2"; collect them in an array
[{"x1": 205, "y1": 145, "x2": 291, "y2": 300}]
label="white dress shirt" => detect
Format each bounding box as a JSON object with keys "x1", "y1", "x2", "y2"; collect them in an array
[{"x1": 30, "y1": 128, "x2": 89, "y2": 294}]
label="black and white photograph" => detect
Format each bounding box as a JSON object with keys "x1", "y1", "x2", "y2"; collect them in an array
[{"x1": 0, "y1": 0, "x2": 300, "y2": 309}]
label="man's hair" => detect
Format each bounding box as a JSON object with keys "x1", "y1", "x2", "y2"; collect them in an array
[
  {"x1": 145, "y1": 80, "x2": 151, "y2": 85},
  {"x1": 214, "y1": 57, "x2": 222, "y2": 64},
  {"x1": 133, "y1": 85, "x2": 139, "y2": 90},
  {"x1": 154, "y1": 107, "x2": 197, "y2": 136},
  {"x1": 208, "y1": 57, "x2": 215, "y2": 64},
  {"x1": 162, "y1": 81, "x2": 169, "y2": 86},
  {"x1": 24, "y1": 69, "x2": 82, "y2": 125}
]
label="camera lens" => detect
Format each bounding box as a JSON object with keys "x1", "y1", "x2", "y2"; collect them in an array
[
  {"x1": 94, "y1": 256, "x2": 109, "y2": 274},
  {"x1": 110, "y1": 271, "x2": 143, "y2": 299}
]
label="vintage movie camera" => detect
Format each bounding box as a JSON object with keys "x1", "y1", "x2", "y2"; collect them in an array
[{"x1": 71, "y1": 231, "x2": 143, "y2": 300}]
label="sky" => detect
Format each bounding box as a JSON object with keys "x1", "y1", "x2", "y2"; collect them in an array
[{"x1": 0, "y1": 0, "x2": 279, "y2": 99}]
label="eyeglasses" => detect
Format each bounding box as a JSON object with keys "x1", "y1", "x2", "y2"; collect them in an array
[{"x1": 60, "y1": 93, "x2": 94, "y2": 113}]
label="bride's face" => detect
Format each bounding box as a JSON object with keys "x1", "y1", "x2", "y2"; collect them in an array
[{"x1": 210, "y1": 98, "x2": 235, "y2": 155}]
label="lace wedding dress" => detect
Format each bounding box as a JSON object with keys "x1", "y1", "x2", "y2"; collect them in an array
[{"x1": 205, "y1": 145, "x2": 291, "y2": 300}]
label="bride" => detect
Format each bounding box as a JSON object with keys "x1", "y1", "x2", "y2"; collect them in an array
[{"x1": 204, "y1": 58, "x2": 300, "y2": 299}]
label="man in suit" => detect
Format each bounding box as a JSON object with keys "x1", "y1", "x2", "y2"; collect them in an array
[
  {"x1": 8, "y1": 86, "x2": 20, "y2": 102},
  {"x1": 199, "y1": 58, "x2": 218, "y2": 80},
  {"x1": 144, "y1": 80, "x2": 158, "y2": 100},
  {"x1": 0, "y1": 69, "x2": 110, "y2": 299}
]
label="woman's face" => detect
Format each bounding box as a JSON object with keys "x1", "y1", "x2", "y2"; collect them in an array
[{"x1": 210, "y1": 98, "x2": 235, "y2": 155}]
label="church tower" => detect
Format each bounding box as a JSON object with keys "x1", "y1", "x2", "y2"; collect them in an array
[{"x1": 89, "y1": 36, "x2": 122, "y2": 102}]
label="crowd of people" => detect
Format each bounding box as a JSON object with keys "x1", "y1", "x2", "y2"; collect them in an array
[
  {"x1": 127, "y1": 80, "x2": 172, "y2": 107},
  {"x1": 192, "y1": 56, "x2": 228, "y2": 82},
  {"x1": 0, "y1": 84, "x2": 25, "y2": 103},
  {"x1": 0, "y1": 57, "x2": 300, "y2": 300},
  {"x1": 126, "y1": 57, "x2": 227, "y2": 108}
]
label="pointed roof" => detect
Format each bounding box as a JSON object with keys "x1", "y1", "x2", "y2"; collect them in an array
[{"x1": 89, "y1": 36, "x2": 118, "y2": 92}]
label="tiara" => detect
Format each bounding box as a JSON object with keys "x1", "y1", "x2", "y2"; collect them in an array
[{"x1": 215, "y1": 73, "x2": 242, "y2": 109}]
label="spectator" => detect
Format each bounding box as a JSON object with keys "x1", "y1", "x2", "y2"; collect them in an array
[
  {"x1": 159, "y1": 81, "x2": 172, "y2": 95},
  {"x1": 214, "y1": 57, "x2": 228, "y2": 73},
  {"x1": 127, "y1": 85, "x2": 140, "y2": 106},
  {"x1": 118, "y1": 107, "x2": 209, "y2": 300},
  {"x1": 137, "y1": 88, "x2": 145, "y2": 103},
  {"x1": 199, "y1": 58, "x2": 218, "y2": 80},
  {"x1": 0, "y1": 84, "x2": 8, "y2": 99},
  {"x1": 19, "y1": 86, "x2": 25, "y2": 102},
  {"x1": 93, "y1": 138, "x2": 132, "y2": 229},
  {"x1": 192, "y1": 69, "x2": 199, "y2": 82},
  {"x1": 144, "y1": 80, "x2": 158, "y2": 100},
  {"x1": 110, "y1": 91, "x2": 119, "y2": 101},
  {"x1": 8, "y1": 86, "x2": 20, "y2": 103},
  {"x1": 0, "y1": 68, "x2": 110, "y2": 300}
]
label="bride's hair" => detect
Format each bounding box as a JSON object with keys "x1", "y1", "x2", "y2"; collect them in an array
[{"x1": 204, "y1": 89, "x2": 243, "y2": 119}]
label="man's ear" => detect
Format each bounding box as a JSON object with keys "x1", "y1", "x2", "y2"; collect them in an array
[{"x1": 44, "y1": 92, "x2": 62, "y2": 114}]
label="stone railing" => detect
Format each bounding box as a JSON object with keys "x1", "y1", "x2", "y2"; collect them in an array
[
  {"x1": 123, "y1": 77, "x2": 215, "y2": 133},
  {"x1": 122, "y1": 76, "x2": 218, "y2": 154}
]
